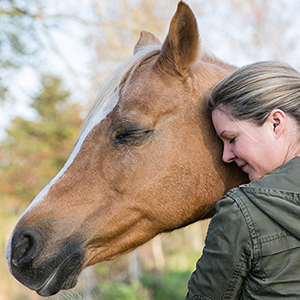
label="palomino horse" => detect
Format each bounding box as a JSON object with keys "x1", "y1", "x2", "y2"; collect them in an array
[{"x1": 6, "y1": 1, "x2": 247, "y2": 296}]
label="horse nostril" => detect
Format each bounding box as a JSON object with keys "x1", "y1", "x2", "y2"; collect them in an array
[{"x1": 11, "y1": 232, "x2": 38, "y2": 268}]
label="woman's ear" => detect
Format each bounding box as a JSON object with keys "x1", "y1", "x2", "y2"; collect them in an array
[{"x1": 268, "y1": 109, "x2": 286, "y2": 138}]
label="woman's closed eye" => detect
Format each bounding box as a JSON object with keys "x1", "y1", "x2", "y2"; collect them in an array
[{"x1": 229, "y1": 137, "x2": 236, "y2": 144}]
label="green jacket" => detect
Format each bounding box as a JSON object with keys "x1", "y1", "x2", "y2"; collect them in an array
[{"x1": 186, "y1": 157, "x2": 300, "y2": 300}]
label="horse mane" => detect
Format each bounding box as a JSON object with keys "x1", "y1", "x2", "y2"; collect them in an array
[
  {"x1": 80, "y1": 44, "x2": 235, "y2": 134},
  {"x1": 199, "y1": 49, "x2": 236, "y2": 73},
  {"x1": 80, "y1": 45, "x2": 162, "y2": 132}
]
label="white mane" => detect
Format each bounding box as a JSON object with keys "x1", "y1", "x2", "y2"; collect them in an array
[{"x1": 81, "y1": 45, "x2": 162, "y2": 132}]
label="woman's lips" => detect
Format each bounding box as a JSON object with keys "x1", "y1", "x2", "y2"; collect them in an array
[
  {"x1": 237, "y1": 163, "x2": 247, "y2": 172},
  {"x1": 241, "y1": 164, "x2": 247, "y2": 172}
]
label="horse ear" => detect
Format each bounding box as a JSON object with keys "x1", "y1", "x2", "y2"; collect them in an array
[
  {"x1": 134, "y1": 30, "x2": 161, "y2": 54},
  {"x1": 155, "y1": 1, "x2": 200, "y2": 78}
]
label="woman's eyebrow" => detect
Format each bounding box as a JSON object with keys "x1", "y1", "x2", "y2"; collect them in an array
[{"x1": 220, "y1": 130, "x2": 232, "y2": 138}]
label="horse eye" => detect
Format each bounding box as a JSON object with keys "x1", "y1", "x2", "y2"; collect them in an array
[{"x1": 114, "y1": 129, "x2": 153, "y2": 146}]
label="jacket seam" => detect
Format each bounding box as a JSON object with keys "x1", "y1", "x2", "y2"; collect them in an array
[
  {"x1": 219, "y1": 192, "x2": 258, "y2": 299},
  {"x1": 223, "y1": 247, "x2": 247, "y2": 300},
  {"x1": 227, "y1": 191, "x2": 265, "y2": 295},
  {"x1": 228, "y1": 191, "x2": 260, "y2": 260},
  {"x1": 259, "y1": 232, "x2": 290, "y2": 244},
  {"x1": 240, "y1": 186, "x2": 300, "y2": 204}
]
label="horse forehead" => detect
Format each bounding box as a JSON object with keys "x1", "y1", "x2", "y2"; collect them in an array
[
  {"x1": 118, "y1": 91, "x2": 174, "y2": 121},
  {"x1": 120, "y1": 72, "x2": 186, "y2": 115}
]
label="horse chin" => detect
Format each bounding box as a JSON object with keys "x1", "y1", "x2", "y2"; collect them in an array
[
  {"x1": 37, "y1": 276, "x2": 79, "y2": 297},
  {"x1": 35, "y1": 252, "x2": 82, "y2": 296}
]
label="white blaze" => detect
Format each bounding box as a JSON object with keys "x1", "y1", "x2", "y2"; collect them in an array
[{"x1": 6, "y1": 92, "x2": 119, "y2": 264}]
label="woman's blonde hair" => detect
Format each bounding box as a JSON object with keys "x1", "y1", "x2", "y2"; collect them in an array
[{"x1": 209, "y1": 61, "x2": 300, "y2": 126}]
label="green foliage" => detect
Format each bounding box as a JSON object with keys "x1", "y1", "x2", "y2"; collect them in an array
[
  {"x1": 98, "y1": 281, "x2": 150, "y2": 300},
  {"x1": 80, "y1": 269, "x2": 190, "y2": 300},
  {"x1": 0, "y1": 75, "x2": 82, "y2": 213},
  {"x1": 74, "y1": 269, "x2": 190, "y2": 300},
  {"x1": 141, "y1": 270, "x2": 190, "y2": 300}
]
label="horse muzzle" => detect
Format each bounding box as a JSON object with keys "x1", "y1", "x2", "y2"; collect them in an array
[{"x1": 7, "y1": 228, "x2": 86, "y2": 296}]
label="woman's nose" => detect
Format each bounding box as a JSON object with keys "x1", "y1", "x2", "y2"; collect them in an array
[{"x1": 222, "y1": 145, "x2": 236, "y2": 163}]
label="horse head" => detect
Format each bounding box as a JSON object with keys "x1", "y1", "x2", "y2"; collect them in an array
[{"x1": 6, "y1": 1, "x2": 247, "y2": 296}]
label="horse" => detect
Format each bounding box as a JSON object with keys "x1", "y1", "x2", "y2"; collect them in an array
[{"x1": 6, "y1": 1, "x2": 247, "y2": 296}]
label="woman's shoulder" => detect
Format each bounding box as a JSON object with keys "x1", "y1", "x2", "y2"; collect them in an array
[
  {"x1": 242, "y1": 156, "x2": 300, "y2": 193},
  {"x1": 214, "y1": 156, "x2": 300, "y2": 234},
  {"x1": 225, "y1": 157, "x2": 300, "y2": 243},
  {"x1": 216, "y1": 187, "x2": 252, "y2": 220}
]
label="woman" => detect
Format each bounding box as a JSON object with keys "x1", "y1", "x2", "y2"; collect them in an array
[{"x1": 186, "y1": 61, "x2": 300, "y2": 299}]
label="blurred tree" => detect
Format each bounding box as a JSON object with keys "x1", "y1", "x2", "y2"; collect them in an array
[
  {"x1": 0, "y1": 0, "x2": 41, "y2": 101},
  {"x1": 0, "y1": 76, "x2": 82, "y2": 213},
  {"x1": 0, "y1": 0, "x2": 86, "y2": 106},
  {"x1": 227, "y1": 0, "x2": 298, "y2": 63}
]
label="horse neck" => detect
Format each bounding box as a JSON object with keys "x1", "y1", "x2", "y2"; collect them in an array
[{"x1": 192, "y1": 56, "x2": 248, "y2": 194}]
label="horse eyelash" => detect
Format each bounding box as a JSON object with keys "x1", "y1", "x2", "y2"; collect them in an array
[{"x1": 114, "y1": 129, "x2": 153, "y2": 146}]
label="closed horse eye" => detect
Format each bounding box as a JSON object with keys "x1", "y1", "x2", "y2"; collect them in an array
[{"x1": 114, "y1": 129, "x2": 153, "y2": 146}]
